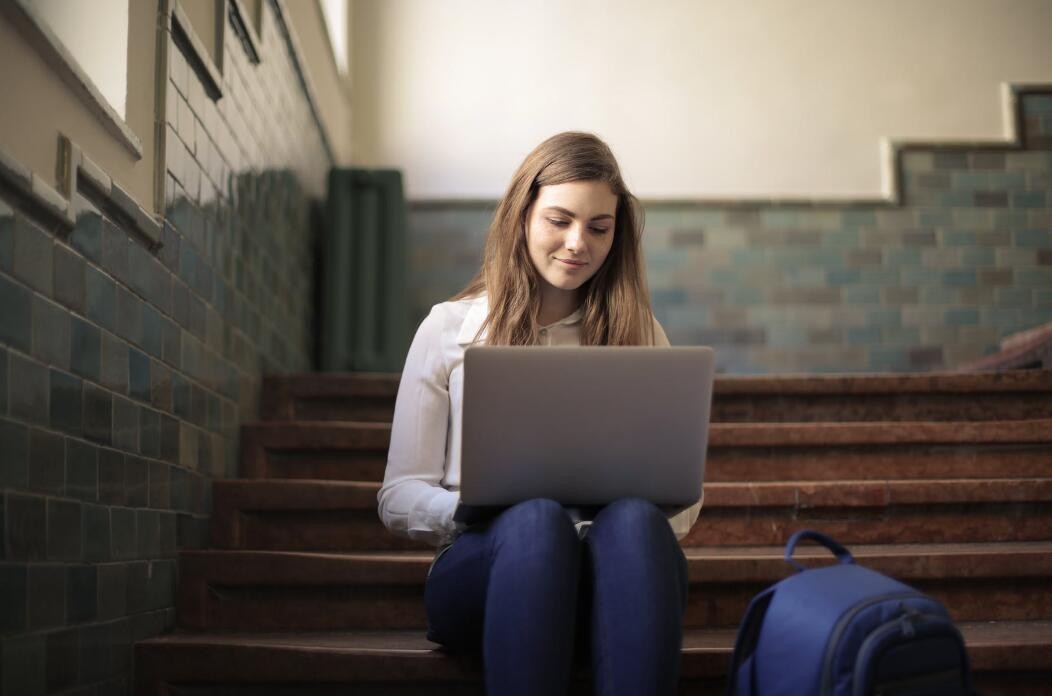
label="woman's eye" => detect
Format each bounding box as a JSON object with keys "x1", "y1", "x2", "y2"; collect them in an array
[
  {"x1": 590, "y1": 227, "x2": 610, "y2": 235},
  {"x1": 547, "y1": 219, "x2": 569, "y2": 227}
]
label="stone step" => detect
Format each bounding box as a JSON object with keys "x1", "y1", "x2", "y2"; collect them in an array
[
  {"x1": 135, "y1": 621, "x2": 1052, "y2": 696},
  {"x1": 238, "y1": 419, "x2": 1052, "y2": 482},
  {"x1": 260, "y1": 370, "x2": 1052, "y2": 423},
  {"x1": 176, "y1": 543, "x2": 1052, "y2": 632},
  {"x1": 210, "y1": 478, "x2": 1052, "y2": 552}
]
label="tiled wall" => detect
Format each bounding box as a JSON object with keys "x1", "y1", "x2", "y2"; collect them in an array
[
  {"x1": 0, "y1": 2, "x2": 326, "y2": 693},
  {"x1": 407, "y1": 92, "x2": 1052, "y2": 374}
]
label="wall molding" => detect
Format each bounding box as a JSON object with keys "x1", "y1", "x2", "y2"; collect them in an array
[
  {"x1": 0, "y1": 139, "x2": 162, "y2": 247},
  {"x1": 169, "y1": 0, "x2": 224, "y2": 100},
  {"x1": 268, "y1": 0, "x2": 336, "y2": 166},
  {"x1": 228, "y1": 0, "x2": 262, "y2": 64},
  {"x1": 1, "y1": 0, "x2": 143, "y2": 159},
  {"x1": 409, "y1": 83, "x2": 1052, "y2": 209}
]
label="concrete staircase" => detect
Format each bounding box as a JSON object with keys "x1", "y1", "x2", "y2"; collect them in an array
[{"x1": 135, "y1": 370, "x2": 1052, "y2": 695}]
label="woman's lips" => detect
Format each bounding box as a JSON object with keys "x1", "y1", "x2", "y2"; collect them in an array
[{"x1": 557, "y1": 259, "x2": 587, "y2": 268}]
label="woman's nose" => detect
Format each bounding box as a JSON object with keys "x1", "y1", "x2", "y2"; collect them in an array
[{"x1": 564, "y1": 224, "x2": 584, "y2": 250}]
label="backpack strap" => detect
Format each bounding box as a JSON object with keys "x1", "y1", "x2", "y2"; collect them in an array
[
  {"x1": 726, "y1": 586, "x2": 776, "y2": 696},
  {"x1": 784, "y1": 529, "x2": 854, "y2": 572}
]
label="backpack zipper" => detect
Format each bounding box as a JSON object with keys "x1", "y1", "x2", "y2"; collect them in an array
[{"x1": 819, "y1": 591, "x2": 919, "y2": 696}]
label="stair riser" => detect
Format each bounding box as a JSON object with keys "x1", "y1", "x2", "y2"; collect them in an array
[
  {"x1": 130, "y1": 675, "x2": 1052, "y2": 696},
  {"x1": 236, "y1": 445, "x2": 1052, "y2": 483},
  {"x1": 209, "y1": 504, "x2": 1052, "y2": 551},
  {"x1": 683, "y1": 505, "x2": 1052, "y2": 547},
  {"x1": 261, "y1": 395, "x2": 1052, "y2": 424},
  {"x1": 178, "y1": 578, "x2": 1052, "y2": 631},
  {"x1": 212, "y1": 511, "x2": 430, "y2": 552}
]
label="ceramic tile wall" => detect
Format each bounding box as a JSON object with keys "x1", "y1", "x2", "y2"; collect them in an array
[
  {"x1": 407, "y1": 93, "x2": 1052, "y2": 374},
  {"x1": 0, "y1": 2, "x2": 328, "y2": 692}
]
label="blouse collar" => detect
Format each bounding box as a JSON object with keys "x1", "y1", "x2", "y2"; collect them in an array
[{"x1": 456, "y1": 294, "x2": 584, "y2": 345}]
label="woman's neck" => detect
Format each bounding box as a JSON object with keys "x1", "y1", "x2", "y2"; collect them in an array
[{"x1": 537, "y1": 286, "x2": 581, "y2": 327}]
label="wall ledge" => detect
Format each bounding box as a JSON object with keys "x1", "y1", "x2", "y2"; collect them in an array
[{"x1": 0, "y1": 140, "x2": 163, "y2": 248}]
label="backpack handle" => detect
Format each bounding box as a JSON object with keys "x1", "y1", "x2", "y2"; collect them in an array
[{"x1": 784, "y1": 529, "x2": 855, "y2": 572}]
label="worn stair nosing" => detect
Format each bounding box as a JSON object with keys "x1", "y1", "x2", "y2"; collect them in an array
[
  {"x1": 211, "y1": 478, "x2": 1052, "y2": 513},
  {"x1": 135, "y1": 621, "x2": 1052, "y2": 681},
  {"x1": 178, "y1": 542, "x2": 1052, "y2": 586},
  {"x1": 240, "y1": 418, "x2": 1052, "y2": 448}
]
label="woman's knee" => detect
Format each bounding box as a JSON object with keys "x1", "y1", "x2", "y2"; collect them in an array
[
  {"x1": 594, "y1": 496, "x2": 666, "y2": 532},
  {"x1": 489, "y1": 498, "x2": 578, "y2": 558}
]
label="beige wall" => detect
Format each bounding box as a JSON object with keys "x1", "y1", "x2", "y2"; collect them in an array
[
  {"x1": 0, "y1": 0, "x2": 158, "y2": 210},
  {"x1": 350, "y1": 0, "x2": 1052, "y2": 200},
  {"x1": 0, "y1": 0, "x2": 352, "y2": 214},
  {"x1": 284, "y1": 0, "x2": 353, "y2": 165}
]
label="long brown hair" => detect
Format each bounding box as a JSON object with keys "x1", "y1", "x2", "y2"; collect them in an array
[{"x1": 450, "y1": 132, "x2": 656, "y2": 346}]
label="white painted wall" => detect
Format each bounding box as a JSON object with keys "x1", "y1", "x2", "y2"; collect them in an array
[
  {"x1": 351, "y1": 0, "x2": 1052, "y2": 200},
  {"x1": 32, "y1": 0, "x2": 129, "y2": 119}
]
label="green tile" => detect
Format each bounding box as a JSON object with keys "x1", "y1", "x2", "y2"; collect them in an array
[
  {"x1": 1012, "y1": 191, "x2": 1047, "y2": 208},
  {"x1": 826, "y1": 268, "x2": 860, "y2": 286},
  {"x1": 848, "y1": 327, "x2": 881, "y2": 345},
  {"x1": 866, "y1": 308, "x2": 902, "y2": 328},
  {"x1": 943, "y1": 270, "x2": 977, "y2": 287},
  {"x1": 844, "y1": 286, "x2": 880, "y2": 303},
  {"x1": 945, "y1": 308, "x2": 980, "y2": 325},
  {"x1": 961, "y1": 248, "x2": 995, "y2": 266},
  {"x1": 1014, "y1": 229, "x2": 1052, "y2": 247}
]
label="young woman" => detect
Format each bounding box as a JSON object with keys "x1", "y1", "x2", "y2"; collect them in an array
[{"x1": 378, "y1": 132, "x2": 703, "y2": 695}]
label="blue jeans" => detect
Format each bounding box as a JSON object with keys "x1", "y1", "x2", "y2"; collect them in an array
[{"x1": 424, "y1": 497, "x2": 689, "y2": 695}]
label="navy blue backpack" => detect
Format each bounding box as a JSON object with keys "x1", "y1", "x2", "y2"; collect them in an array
[{"x1": 727, "y1": 530, "x2": 973, "y2": 696}]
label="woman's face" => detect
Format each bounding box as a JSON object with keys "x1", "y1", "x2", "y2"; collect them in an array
[{"x1": 524, "y1": 180, "x2": 618, "y2": 297}]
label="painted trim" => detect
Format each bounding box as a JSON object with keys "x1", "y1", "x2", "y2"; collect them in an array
[
  {"x1": 170, "y1": 0, "x2": 224, "y2": 100},
  {"x1": 0, "y1": 0, "x2": 144, "y2": 159},
  {"x1": 269, "y1": 0, "x2": 337, "y2": 166},
  {"x1": 229, "y1": 0, "x2": 262, "y2": 64},
  {"x1": 408, "y1": 83, "x2": 1052, "y2": 208},
  {"x1": 0, "y1": 140, "x2": 163, "y2": 246}
]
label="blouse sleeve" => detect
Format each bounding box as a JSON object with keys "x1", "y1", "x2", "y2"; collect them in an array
[
  {"x1": 652, "y1": 315, "x2": 704, "y2": 540},
  {"x1": 377, "y1": 305, "x2": 461, "y2": 546}
]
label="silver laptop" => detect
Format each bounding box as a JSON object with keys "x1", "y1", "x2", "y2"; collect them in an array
[{"x1": 459, "y1": 345, "x2": 715, "y2": 511}]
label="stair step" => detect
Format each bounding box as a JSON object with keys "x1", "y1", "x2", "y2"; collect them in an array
[
  {"x1": 176, "y1": 543, "x2": 1052, "y2": 631},
  {"x1": 211, "y1": 480, "x2": 429, "y2": 551},
  {"x1": 262, "y1": 373, "x2": 400, "y2": 423},
  {"x1": 134, "y1": 621, "x2": 1052, "y2": 696},
  {"x1": 238, "y1": 419, "x2": 1052, "y2": 482},
  {"x1": 210, "y1": 478, "x2": 1052, "y2": 551},
  {"x1": 261, "y1": 370, "x2": 1052, "y2": 423}
]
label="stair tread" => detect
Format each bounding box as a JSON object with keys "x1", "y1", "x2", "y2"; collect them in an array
[
  {"x1": 181, "y1": 541, "x2": 1052, "y2": 584},
  {"x1": 138, "y1": 620, "x2": 1052, "y2": 657},
  {"x1": 213, "y1": 477, "x2": 1052, "y2": 509},
  {"x1": 264, "y1": 370, "x2": 1052, "y2": 396},
  {"x1": 242, "y1": 418, "x2": 1052, "y2": 445}
]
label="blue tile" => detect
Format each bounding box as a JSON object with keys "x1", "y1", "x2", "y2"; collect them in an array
[
  {"x1": 826, "y1": 268, "x2": 861, "y2": 286},
  {"x1": 844, "y1": 286, "x2": 880, "y2": 303},
  {"x1": 1014, "y1": 229, "x2": 1052, "y2": 247},
  {"x1": 945, "y1": 308, "x2": 980, "y2": 326},
  {"x1": 867, "y1": 308, "x2": 902, "y2": 328},
  {"x1": 960, "y1": 248, "x2": 995, "y2": 266},
  {"x1": 49, "y1": 369, "x2": 83, "y2": 434},
  {"x1": 1013, "y1": 191, "x2": 1047, "y2": 208},
  {"x1": 70, "y1": 317, "x2": 101, "y2": 382},
  {"x1": 0, "y1": 273, "x2": 32, "y2": 352},
  {"x1": 848, "y1": 327, "x2": 882, "y2": 345},
  {"x1": 141, "y1": 304, "x2": 163, "y2": 358},
  {"x1": 941, "y1": 230, "x2": 976, "y2": 246},
  {"x1": 129, "y1": 348, "x2": 151, "y2": 402},
  {"x1": 943, "y1": 270, "x2": 977, "y2": 287},
  {"x1": 85, "y1": 265, "x2": 116, "y2": 332},
  {"x1": 71, "y1": 212, "x2": 103, "y2": 263}
]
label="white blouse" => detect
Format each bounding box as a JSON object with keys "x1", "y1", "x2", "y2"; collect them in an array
[{"x1": 377, "y1": 293, "x2": 703, "y2": 548}]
